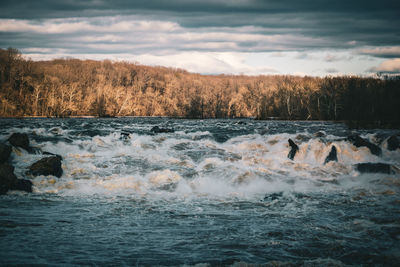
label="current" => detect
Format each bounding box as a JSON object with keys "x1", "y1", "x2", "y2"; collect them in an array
[{"x1": 0, "y1": 118, "x2": 399, "y2": 266}]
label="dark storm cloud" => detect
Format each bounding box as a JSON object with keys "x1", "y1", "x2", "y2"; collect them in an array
[{"x1": 0, "y1": 0, "x2": 399, "y2": 56}]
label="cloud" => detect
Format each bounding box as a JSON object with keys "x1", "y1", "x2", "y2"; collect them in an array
[
  {"x1": 325, "y1": 68, "x2": 339, "y2": 74},
  {"x1": 0, "y1": 16, "x2": 338, "y2": 55},
  {"x1": 1, "y1": 0, "x2": 399, "y2": 49},
  {"x1": 1, "y1": 0, "x2": 398, "y2": 76},
  {"x1": 358, "y1": 46, "x2": 400, "y2": 58},
  {"x1": 24, "y1": 51, "x2": 278, "y2": 75},
  {"x1": 370, "y1": 58, "x2": 400, "y2": 73}
]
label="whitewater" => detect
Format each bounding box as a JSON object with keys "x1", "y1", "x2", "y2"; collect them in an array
[{"x1": 0, "y1": 118, "x2": 399, "y2": 266}]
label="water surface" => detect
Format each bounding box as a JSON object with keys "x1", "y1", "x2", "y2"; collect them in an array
[{"x1": 1, "y1": 118, "x2": 399, "y2": 266}]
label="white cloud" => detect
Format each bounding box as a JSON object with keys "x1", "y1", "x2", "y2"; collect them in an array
[
  {"x1": 358, "y1": 46, "x2": 400, "y2": 58},
  {"x1": 370, "y1": 58, "x2": 400, "y2": 73},
  {"x1": 0, "y1": 17, "x2": 180, "y2": 34}
]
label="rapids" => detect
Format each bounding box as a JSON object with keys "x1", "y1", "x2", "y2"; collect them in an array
[{"x1": 0, "y1": 118, "x2": 399, "y2": 266}]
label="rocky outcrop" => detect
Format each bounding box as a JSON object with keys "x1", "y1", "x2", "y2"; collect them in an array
[
  {"x1": 151, "y1": 126, "x2": 175, "y2": 134},
  {"x1": 324, "y1": 145, "x2": 338, "y2": 164},
  {"x1": 287, "y1": 139, "x2": 299, "y2": 160},
  {"x1": 387, "y1": 135, "x2": 400, "y2": 151},
  {"x1": 0, "y1": 163, "x2": 32, "y2": 194},
  {"x1": 0, "y1": 143, "x2": 12, "y2": 163},
  {"x1": 8, "y1": 133, "x2": 32, "y2": 152},
  {"x1": 28, "y1": 156, "x2": 63, "y2": 178},
  {"x1": 348, "y1": 134, "x2": 382, "y2": 156},
  {"x1": 356, "y1": 162, "x2": 394, "y2": 174}
]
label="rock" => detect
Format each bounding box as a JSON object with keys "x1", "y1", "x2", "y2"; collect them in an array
[
  {"x1": 356, "y1": 162, "x2": 394, "y2": 174},
  {"x1": 348, "y1": 134, "x2": 382, "y2": 156},
  {"x1": 264, "y1": 192, "x2": 283, "y2": 201},
  {"x1": 120, "y1": 132, "x2": 131, "y2": 139},
  {"x1": 387, "y1": 135, "x2": 400, "y2": 151},
  {"x1": 0, "y1": 143, "x2": 12, "y2": 163},
  {"x1": 288, "y1": 139, "x2": 299, "y2": 160},
  {"x1": 0, "y1": 163, "x2": 32, "y2": 194},
  {"x1": 314, "y1": 131, "x2": 326, "y2": 138},
  {"x1": 324, "y1": 145, "x2": 338, "y2": 164},
  {"x1": 42, "y1": 152, "x2": 63, "y2": 160},
  {"x1": 13, "y1": 179, "x2": 33, "y2": 193},
  {"x1": 8, "y1": 133, "x2": 31, "y2": 152},
  {"x1": 151, "y1": 126, "x2": 175, "y2": 134},
  {"x1": 295, "y1": 134, "x2": 311, "y2": 142},
  {"x1": 28, "y1": 156, "x2": 63, "y2": 178},
  {"x1": 0, "y1": 163, "x2": 18, "y2": 194}
]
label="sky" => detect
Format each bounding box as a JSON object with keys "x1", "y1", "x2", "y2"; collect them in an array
[{"x1": 0, "y1": 0, "x2": 399, "y2": 76}]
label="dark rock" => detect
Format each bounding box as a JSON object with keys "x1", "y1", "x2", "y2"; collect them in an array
[
  {"x1": 324, "y1": 145, "x2": 338, "y2": 164},
  {"x1": 387, "y1": 135, "x2": 400, "y2": 151},
  {"x1": 356, "y1": 163, "x2": 394, "y2": 174},
  {"x1": 348, "y1": 134, "x2": 382, "y2": 156},
  {"x1": 288, "y1": 139, "x2": 299, "y2": 160},
  {"x1": 0, "y1": 163, "x2": 32, "y2": 194},
  {"x1": 264, "y1": 192, "x2": 283, "y2": 201},
  {"x1": 151, "y1": 126, "x2": 175, "y2": 133},
  {"x1": 28, "y1": 156, "x2": 63, "y2": 178},
  {"x1": 120, "y1": 132, "x2": 131, "y2": 139},
  {"x1": 42, "y1": 152, "x2": 63, "y2": 160},
  {"x1": 8, "y1": 133, "x2": 31, "y2": 152},
  {"x1": 0, "y1": 143, "x2": 12, "y2": 163},
  {"x1": 13, "y1": 179, "x2": 33, "y2": 193},
  {"x1": 0, "y1": 163, "x2": 18, "y2": 194}
]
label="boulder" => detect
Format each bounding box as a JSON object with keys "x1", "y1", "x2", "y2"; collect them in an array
[
  {"x1": 356, "y1": 162, "x2": 394, "y2": 174},
  {"x1": 151, "y1": 126, "x2": 175, "y2": 134},
  {"x1": 8, "y1": 133, "x2": 31, "y2": 152},
  {"x1": 0, "y1": 163, "x2": 32, "y2": 194},
  {"x1": 14, "y1": 179, "x2": 33, "y2": 193},
  {"x1": 0, "y1": 163, "x2": 18, "y2": 194},
  {"x1": 348, "y1": 134, "x2": 381, "y2": 156},
  {"x1": 287, "y1": 139, "x2": 299, "y2": 160},
  {"x1": 387, "y1": 135, "x2": 400, "y2": 151},
  {"x1": 0, "y1": 143, "x2": 12, "y2": 163},
  {"x1": 28, "y1": 156, "x2": 63, "y2": 178},
  {"x1": 324, "y1": 145, "x2": 338, "y2": 164}
]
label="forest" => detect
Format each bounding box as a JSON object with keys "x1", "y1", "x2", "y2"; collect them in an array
[{"x1": 0, "y1": 48, "x2": 399, "y2": 127}]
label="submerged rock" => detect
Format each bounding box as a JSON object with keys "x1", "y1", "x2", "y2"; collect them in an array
[
  {"x1": 356, "y1": 162, "x2": 394, "y2": 174},
  {"x1": 0, "y1": 163, "x2": 32, "y2": 194},
  {"x1": 387, "y1": 135, "x2": 400, "y2": 151},
  {"x1": 348, "y1": 134, "x2": 382, "y2": 156},
  {"x1": 264, "y1": 192, "x2": 283, "y2": 201},
  {"x1": 0, "y1": 143, "x2": 12, "y2": 163},
  {"x1": 8, "y1": 133, "x2": 31, "y2": 152},
  {"x1": 151, "y1": 126, "x2": 175, "y2": 134},
  {"x1": 28, "y1": 156, "x2": 63, "y2": 178},
  {"x1": 120, "y1": 132, "x2": 131, "y2": 140},
  {"x1": 324, "y1": 145, "x2": 338, "y2": 164},
  {"x1": 287, "y1": 139, "x2": 299, "y2": 160},
  {"x1": 314, "y1": 131, "x2": 326, "y2": 138},
  {"x1": 42, "y1": 152, "x2": 63, "y2": 160}
]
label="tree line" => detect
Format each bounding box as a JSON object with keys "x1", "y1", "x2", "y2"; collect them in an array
[{"x1": 0, "y1": 48, "x2": 399, "y2": 127}]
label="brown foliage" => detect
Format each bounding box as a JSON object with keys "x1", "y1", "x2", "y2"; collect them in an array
[{"x1": 0, "y1": 48, "x2": 399, "y2": 126}]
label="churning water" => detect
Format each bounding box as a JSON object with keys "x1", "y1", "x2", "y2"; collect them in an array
[{"x1": 0, "y1": 118, "x2": 399, "y2": 266}]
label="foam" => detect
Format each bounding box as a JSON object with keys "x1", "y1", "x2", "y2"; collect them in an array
[{"x1": 3, "y1": 124, "x2": 398, "y2": 200}]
